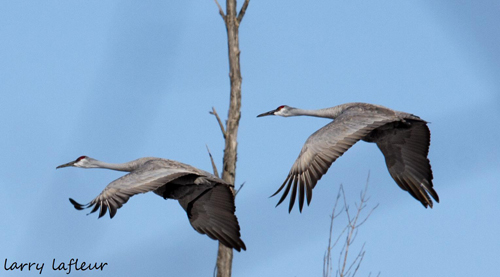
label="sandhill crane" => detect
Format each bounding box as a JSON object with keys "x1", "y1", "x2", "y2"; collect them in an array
[
  {"x1": 56, "y1": 156, "x2": 246, "y2": 251},
  {"x1": 257, "y1": 102, "x2": 439, "y2": 213}
]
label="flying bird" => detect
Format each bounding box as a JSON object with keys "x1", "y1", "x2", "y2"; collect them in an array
[
  {"x1": 257, "y1": 102, "x2": 439, "y2": 212},
  {"x1": 56, "y1": 156, "x2": 246, "y2": 251}
]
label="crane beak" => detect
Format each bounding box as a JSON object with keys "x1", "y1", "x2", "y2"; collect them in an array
[
  {"x1": 257, "y1": 110, "x2": 276, "y2": 117},
  {"x1": 56, "y1": 161, "x2": 76, "y2": 169}
]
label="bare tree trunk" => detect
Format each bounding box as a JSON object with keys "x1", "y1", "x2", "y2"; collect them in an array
[{"x1": 214, "y1": 0, "x2": 249, "y2": 277}]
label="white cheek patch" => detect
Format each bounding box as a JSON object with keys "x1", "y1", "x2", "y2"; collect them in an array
[{"x1": 74, "y1": 160, "x2": 86, "y2": 167}]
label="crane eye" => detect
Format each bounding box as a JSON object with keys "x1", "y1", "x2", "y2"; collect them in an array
[
  {"x1": 77, "y1": 156, "x2": 87, "y2": 161},
  {"x1": 277, "y1": 105, "x2": 285, "y2": 110}
]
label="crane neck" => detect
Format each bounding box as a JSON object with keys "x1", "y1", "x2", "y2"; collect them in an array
[
  {"x1": 92, "y1": 160, "x2": 138, "y2": 172},
  {"x1": 293, "y1": 106, "x2": 344, "y2": 119}
]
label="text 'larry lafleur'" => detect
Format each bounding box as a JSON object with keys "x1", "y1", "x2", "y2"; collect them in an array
[{"x1": 4, "y1": 258, "x2": 108, "y2": 274}]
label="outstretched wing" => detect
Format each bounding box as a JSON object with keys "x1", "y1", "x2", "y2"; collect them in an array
[
  {"x1": 374, "y1": 120, "x2": 439, "y2": 208},
  {"x1": 69, "y1": 163, "x2": 193, "y2": 219},
  {"x1": 273, "y1": 110, "x2": 396, "y2": 212},
  {"x1": 176, "y1": 184, "x2": 246, "y2": 252}
]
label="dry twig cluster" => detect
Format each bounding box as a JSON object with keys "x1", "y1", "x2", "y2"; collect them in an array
[{"x1": 323, "y1": 174, "x2": 380, "y2": 277}]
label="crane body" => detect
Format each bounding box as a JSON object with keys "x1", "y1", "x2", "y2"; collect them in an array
[
  {"x1": 57, "y1": 156, "x2": 246, "y2": 251},
  {"x1": 258, "y1": 102, "x2": 439, "y2": 212}
]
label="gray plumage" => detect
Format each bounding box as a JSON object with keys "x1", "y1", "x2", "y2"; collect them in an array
[
  {"x1": 257, "y1": 102, "x2": 439, "y2": 212},
  {"x1": 56, "y1": 156, "x2": 246, "y2": 251}
]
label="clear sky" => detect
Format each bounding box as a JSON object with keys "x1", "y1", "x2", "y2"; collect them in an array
[{"x1": 1, "y1": 1, "x2": 499, "y2": 276}]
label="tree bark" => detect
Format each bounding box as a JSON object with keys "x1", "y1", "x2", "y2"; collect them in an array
[{"x1": 216, "y1": 0, "x2": 242, "y2": 277}]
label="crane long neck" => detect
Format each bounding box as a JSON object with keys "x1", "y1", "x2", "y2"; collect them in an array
[
  {"x1": 93, "y1": 160, "x2": 137, "y2": 172},
  {"x1": 293, "y1": 106, "x2": 344, "y2": 119}
]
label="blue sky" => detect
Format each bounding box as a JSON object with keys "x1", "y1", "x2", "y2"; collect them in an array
[{"x1": 1, "y1": 1, "x2": 499, "y2": 276}]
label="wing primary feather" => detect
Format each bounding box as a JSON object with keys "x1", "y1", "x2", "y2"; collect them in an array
[
  {"x1": 298, "y1": 174, "x2": 306, "y2": 212},
  {"x1": 271, "y1": 175, "x2": 290, "y2": 198},
  {"x1": 104, "y1": 199, "x2": 115, "y2": 219},
  {"x1": 402, "y1": 175, "x2": 431, "y2": 208},
  {"x1": 276, "y1": 176, "x2": 293, "y2": 207},
  {"x1": 288, "y1": 176, "x2": 299, "y2": 213},
  {"x1": 304, "y1": 170, "x2": 313, "y2": 205},
  {"x1": 218, "y1": 229, "x2": 243, "y2": 252},
  {"x1": 98, "y1": 200, "x2": 107, "y2": 218},
  {"x1": 89, "y1": 201, "x2": 99, "y2": 214},
  {"x1": 406, "y1": 167, "x2": 438, "y2": 202},
  {"x1": 69, "y1": 198, "x2": 88, "y2": 210},
  {"x1": 405, "y1": 172, "x2": 433, "y2": 208}
]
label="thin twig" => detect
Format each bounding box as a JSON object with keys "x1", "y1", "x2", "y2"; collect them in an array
[
  {"x1": 345, "y1": 243, "x2": 365, "y2": 276},
  {"x1": 332, "y1": 225, "x2": 349, "y2": 250},
  {"x1": 235, "y1": 181, "x2": 245, "y2": 197},
  {"x1": 323, "y1": 175, "x2": 379, "y2": 277},
  {"x1": 206, "y1": 144, "x2": 220, "y2": 178},
  {"x1": 340, "y1": 210, "x2": 353, "y2": 275},
  {"x1": 351, "y1": 245, "x2": 366, "y2": 277},
  {"x1": 237, "y1": 0, "x2": 250, "y2": 24},
  {"x1": 213, "y1": 0, "x2": 226, "y2": 20},
  {"x1": 210, "y1": 107, "x2": 226, "y2": 139},
  {"x1": 355, "y1": 204, "x2": 379, "y2": 228},
  {"x1": 323, "y1": 186, "x2": 343, "y2": 277}
]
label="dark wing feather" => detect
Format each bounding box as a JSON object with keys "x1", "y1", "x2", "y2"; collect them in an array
[
  {"x1": 177, "y1": 184, "x2": 246, "y2": 252},
  {"x1": 273, "y1": 110, "x2": 396, "y2": 212},
  {"x1": 69, "y1": 164, "x2": 193, "y2": 219},
  {"x1": 374, "y1": 120, "x2": 439, "y2": 208}
]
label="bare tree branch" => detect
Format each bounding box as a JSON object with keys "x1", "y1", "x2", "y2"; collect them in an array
[
  {"x1": 214, "y1": 0, "x2": 226, "y2": 20},
  {"x1": 210, "y1": 107, "x2": 226, "y2": 139},
  {"x1": 205, "y1": 145, "x2": 220, "y2": 178},
  {"x1": 215, "y1": 0, "x2": 245, "y2": 275},
  {"x1": 237, "y1": 0, "x2": 250, "y2": 24}
]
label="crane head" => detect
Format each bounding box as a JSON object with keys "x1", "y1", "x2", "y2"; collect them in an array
[
  {"x1": 257, "y1": 105, "x2": 293, "y2": 117},
  {"x1": 56, "y1": 156, "x2": 93, "y2": 169}
]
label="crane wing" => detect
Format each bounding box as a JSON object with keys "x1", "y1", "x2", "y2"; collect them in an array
[
  {"x1": 69, "y1": 163, "x2": 195, "y2": 219},
  {"x1": 176, "y1": 184, "x2": 246, "y2": 252},
  {"x1": 374, "y1": 120, "x2": 439, "y2": 208},
  {"x1": 273, "y1": 110, "x2": 396, "y2": 212}
]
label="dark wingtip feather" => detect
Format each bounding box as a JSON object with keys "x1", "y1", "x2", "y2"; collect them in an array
[
  {"x1": 69, "y1": 198, "x2": 87, "y2": 210},
  {"x1": 304, "y1": 172, "x2": 313, "y2": 206},
  {"x1": 429, "y1": 187, "x2": 439, "y2": 203},
  {"x1": 276, "y1": 176, "x2": 293, "y2": 208},
  {"x1": 222, "y1": 239, "x2": 246, "y2": 252},
  {"x1": 239, "y1": 241, "x2": 247, "y2": 251},
  {"x1": 298, "y1": 176, "x2": 305, "y2": 213},
  {"x1": 109, "y1": 206, "x2": 117, "y2": 219},
  {"x1": 98, "y1": 202, "x2": 108, "y2": 218},
  {"x1": 270, "y1": 175, "x2": 290, "y2": 198},
  {"x1": 89, "y1": 202, "x2": 99, "y2": 214},
  {"x1": 288, "y1": 177, "x2": 299, "y2": 213},
  {"x1": 225, "y1": 237, "x2": 247, "y2": 252}
]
